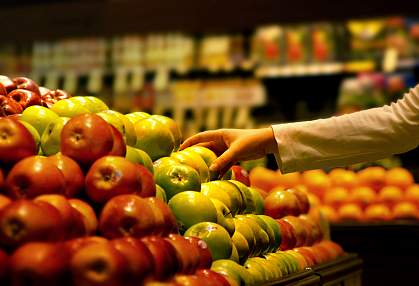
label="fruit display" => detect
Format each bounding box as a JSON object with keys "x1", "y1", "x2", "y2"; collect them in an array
[{"x1": 250, "y1": 166, "x2": 419, "y2": 223}]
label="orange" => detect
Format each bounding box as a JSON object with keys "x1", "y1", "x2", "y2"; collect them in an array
[
  {"x1": 378, "y1": 186, "x2": 403, "y2": 207},
  {"x1": 357, "y1": 166, "x2": 386, "y2": 192},
  {"x1": 385, "y1": 167, "x2": 414, "y2": 190},
  {"x1": 364, "y1": 204, "x2": 392, "y2": 221},
  {"x1": 349, "y1": 186, "x2": 376, "y2": 209},
  {"x1": 337, "y1": 203, "x2": 363, "y2": 221},
  {"x1": 392, "y1": 202, "x2": 419, "y2": 220},
  {"x1": 319, "y1": 205, "x2": 338, "y2": 223},
  {"x1": 307, "y1": 193, "x2": 321, "y2": 208},
  {"x1": 329, "y1": 168, "x2": 358, "y2": 189},
  {"x1": 323, "y1": 187, "x2": 350, "y2": 208},
  {"x1": 249, "y1": 166, "x2": 281, "y2": 191},
  {"x1": 276, "y1": 171, "x2": 301, "y2": 188},
  {"x1": 302, "y1": 169, "x2": 331, "y2": 199},
  {"x1": 404, "y1": 184, "x2": 419, "y2": 206}
]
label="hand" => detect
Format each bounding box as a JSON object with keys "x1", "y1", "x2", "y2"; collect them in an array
[{"x1": 180, "y1": 128, "x2": 277, "y2": 175}]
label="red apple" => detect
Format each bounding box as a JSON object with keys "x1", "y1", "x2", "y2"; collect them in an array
[
  {"x1": 8, "y1": 89, "x2": 42, "y2": 108},
  {"x1": 166, "y1": 234, "x2": 201, "y2": 274},
  {"x1": 293, "y1": 247, "x2": 319, "y2": 265},
  {"x1": 264, "y1": 189, "x2": 301, "y2": 219},
  {"x1": 39, "y1": 86, "x2": 51, "y2": 97},
  {"x1": 12, "y1": 77, "x2": 40, "y2": 96},
  {"x1": 0, "y1": 194, "x2": 11, "y2": 210},
  {"x1": 99, "y1": 194, "x2": 157, "y2": 239},
  {"x1": 60, "y1": 113, "x2": 114, "y2": 167},
  {"x1": 146, "y1": 197, "x2": 178, "y2": 236},
  {"x1": 223, "y1": 165, "x2": 251, "y2": 186},
  {"x1": 86, "y1": 156, "x2": 141, "y2": 204},
  {"x1": 0, "y1": 200, "x2": 64, "y2": 248},
  {"x1": 52, "y1": 89, "x2": 71, "y2": 100},
  {"x1": 0, "y1": 75, "x2": 16, "y2": 94},
  {"x1": 195, "y1": 269, "x2": 231, "y2": 286},
  {"x1": 0, "y1": 118, "x2": 37, "y2": 165},
  {"x1": 70, "y1": 241, "x2": 128, "y2": 286},
  {"x1": 281, "y1": 216, "x2": 308, "y2": 247},
  {"x1": 141, "y1": 235, "x2": 179, "y2": 280},
  {"x1": 108, "y1": 124, "x2": 126, "y2": 157},
  {"x1": 286, "y1": 187, "x2": 310, "y2": 214},
  {"x1": 137, "y1": 164, "x2": 156, "y2": 197},
  {"x1": 276, "y1": 219, "x2": 297, "y2": 250},
  {"x1": 0, "y1": 96, "x2": 23, "y2": 116},
  {"x1": 40, "y1": 89, "x2": 57, "y2": 108},
  {"x1": 6, "y1": 155, "x2": 66, "y2": 199},
  {"x1": 48, "y1": 153, "x2": 85, "y2": 198},
  {"x1": 34, "y1": 194, "x2": 86, "y2": 239},
  {"x1": 110, "y1": 237, "x2": 154, "y2": 283},
  {"x1": 68, "y1": 199, "x2": 98, "y2": 235},
  {"x1": 183, "y1": 236, "x2": 212, "y2": 269},
  {"x1": 0, "y1": 248, "x2": 8, "y2": 282},
  {"x1": 65, "y1": 236, "x2": 109, "y2": 254},
  {"x1": 10, "y1": 242, "x2": 69, "y2": 286},
  {"x1": 299, "y1": 214, "x2": 322, "y2": 245},
  {"x1": 0, "y1": 168, "x2": 4, "y2": 190}
]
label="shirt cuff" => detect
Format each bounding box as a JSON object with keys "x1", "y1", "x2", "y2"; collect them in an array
[{"x1": 271, "y1": 124, "x2": 298, "y2": 173}]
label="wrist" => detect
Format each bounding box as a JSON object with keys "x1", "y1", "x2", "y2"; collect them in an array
[{"x1": 262, "y1": 127, "x2": 277, "y2": 154}]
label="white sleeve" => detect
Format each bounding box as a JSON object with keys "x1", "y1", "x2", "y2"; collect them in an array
[{"x1": 272, "y1": 84, "x2": 419, "y2": 173}]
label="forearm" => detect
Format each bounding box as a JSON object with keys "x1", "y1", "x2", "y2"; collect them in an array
[{"x1": 272, "y1": 85, "x2": 419, "y2": 173}]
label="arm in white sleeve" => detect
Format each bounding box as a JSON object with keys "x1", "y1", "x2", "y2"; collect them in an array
[{"x1": 272, "y1": 84, "x2": 419, "y2": 173}]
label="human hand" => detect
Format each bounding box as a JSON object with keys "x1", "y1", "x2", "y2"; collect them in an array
[{"x1": 180, "y1": 127, "x2": 276, "y2": 175}]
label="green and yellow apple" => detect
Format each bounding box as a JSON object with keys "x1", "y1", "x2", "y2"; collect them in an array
[
  {"x1": 20, "y1": 121, "x2": 40, "y2": 150},
  {"x1": 134, "y1": 118, "x2": 175, "y2": 161},
  {"x1": 248, "y1": 187, "x2": 264, "y2": 215},
  {"x1": 68, "y1": 96, "x2": 97, "y2": 112},
  {"x1": 264, "y1": 253, "x2": 290, "y2": 276},
  {"x1": 211, "y1": 260, "x2": 253, "y2": 286},
  {"x1": 168, "y1": 191, "x2": 216, "y2": 233},
  {"x1": 153, "y1": 156, "x2": 180, "y2": 174},
  {"x1": 50, "y1": 99, "x2": 90, "y2": 117},
  {"x1": 258, "y1": 215, "x2": 282, "y2": 252},
  {"x1": 207, "y1": 181, "x2": 244, "y2": 215},
  {"x1": 20, "y1": 105, "x2": 59, "y2": 135},
  {"x1": 231, "y1": 231, "x2": 250, "y2": 263},
  {"x1": 96, "y1": 111, "x2": 125, "y2": 136},
  {"x1": 210, "y1": 198, "x2": 235, "y2": 236},
  {"x1": 245, "y1": 214, "x2": 276, "y2": 253},
  {"x1": 246, "y1": 257, "x2": 282, "y2": 282},
  {"x1": 236, "y1": 215, "x2": 270, "y2": 256},
  {"x1": 243, "y1": 258, "x2": 269, "y2": 284},
  {"x1": 229, "y1": 180, "x2": 255, "y2": 214},
  {"x1": 84, "y1": 96, "x2": 109, "y2": 112},
  {"x1": 150, "y1": 115, "x2": 182, "y2": 151},
  {"x1": 201, "y1": 182, "x2": 234, "y2": 215},
  {"x1": 40, "y1": 117, "x2": 70, "y2": 156},
  {"x1": 233, "y1": 218, "x2": 256, "y2": 256},
  {"x1": 183, "y1": 145, "x2": 219, "y2": 180},
  {"x1": 230, "y1": 244, "x2": 240, "y2": 263},
  {"x1": 171, "y1": 151, "x2": 209, "y2": 183},
  {"x1": 155, "y1": 184, "x2": 167, "y2": 202},
  {"x1": 125, "y1": 146, "x2": 154, "y2": 174},
  {"x1": 101, "y1": 110, "x2": 136, "y2": 146},
  {"x1": 125, "y1": 111, "x2": 150, "y2": 124},
  {"x1": 185, "y1": 222, "x2": 232, "y2": 261},
  {"x1": 155, "y1": 163, "x2": 201, "y2": 200}
]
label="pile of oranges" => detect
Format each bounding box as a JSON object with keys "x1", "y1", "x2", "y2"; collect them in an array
[{"x1": 250, "y1": 166, "x2": 419, "y2": 223}]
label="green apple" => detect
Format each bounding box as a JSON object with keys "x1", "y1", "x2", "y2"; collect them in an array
[
  {"x1": 68, "y1": 96, "x2": 97, "y2": 112},
  {"x1": 229, "y1": 244, "x2": 240, "y2": 263},
  {"x1": 236, "y1": 215, "x2": 270, "y2": 256},
  {"x1": 282, "y1": 251, "x2": 300, "y2": 273},
  {"x1": 153, "y1": 156, "x2": 180, "y2": 174},
  {"x1": 125, "y1": 146, "x2": 154, "y2": 174},
  {"x1": 201, "y1": 182, "x2": 233, "y2": 214},
  {"x1": 50, "y1": 99, "x2": 90, "y2": 117},
  {"x1": 96, "y1": 111, "x2": 125, "y2": 136},
  {"x1": 207, "y1": 181, "x2": 244, "y2": 215},
  {"x1": 185, "y1": 222, "x2": 232, "y2": 261},
  {"x1": 258, "y1": 215, "x2": 282, "y2": 252},
  {"x1": 245, "y1": 214, "x2": 276, "y2": 253},
  {"x1": 231, "y1": 231, "x2": 251, "y2": 263},
  {"x1": 168, "y1": 191, "x2": 216, "y2": 233},
  {"x1": 101, "y1": 110, "x2": 136, "y2": 146},
  {"x1": 243, "y1": 258, "x2": 268, "y2": 284},
  {"x1": 150, "y1": 115, "x2": 182, "y2": 151},
  {"x1": 183, "y1": 145, "x2": 219, "y2": 180},
  {"x1": 229, "y1": 180, "x2": 256, "y2": 214},
  {"x1": 264, "y1": 253, "x2": 290, "y2": 276},
  {"x1": 211, "y1": 265, "x2": 241, "y2": 286},
  {"x1": 155, "y1": 163, "x2": 201, "y2": 200},
  {"x1": 171, "y1": 150, "x2": 209, "y2": 183},
  {"x1": 40, "y1": 117, "x2": 70, "y2": 156},
  {"x1": 211, "y1": 259, "x2": 253, "y2": 286},
  {"x1": 134, "y1": 118, "x2": 175, "y2": 161},
  {"x1": 155, "y1": 184, "x2": 167, "y2": 202},
  {"x1": 210, "y1": 198, "x2": 235, "y2": 236},
  {"x1": 125, "y1": 111, "x2": 150, "y2": 124},
  {"x1": 246, "y1": 257, "x2": 282, "y2": 282},
  {"x1": 19, "y1": 121, "x2": 40, "y2": 149},
  {"x1": 248, "y1": 187, "x2": 264, "y2": 215},
  {"x1": 233, "y1": 218, "x2": 256, "y2": 256},
  {"x1": 84, "y1": 96, "x2": 109, "y2": 112},
  {"x1": 20, "y1": 105, "x2": 60, "y2": 136}
]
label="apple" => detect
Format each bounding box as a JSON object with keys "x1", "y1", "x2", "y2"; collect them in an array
[
  {"x1": 103, "y1": 110, "x2": 136, "y2": 146},
  {"x1": 51, "y1": 89, "x2": 71, "y2": 100},
  {"x1": 378, "y1": 186, "x2": 403, "y2": 207},
  {"x1": 0, "y1": 200, "x2": 64, "y2": 248},
  {"x1": 223, "y1": 166, "x2": 251, "y2": 187},
  {"x1": 60, "y1": 113, "x2": 114, "y2": 167},
  {"x1": 20, "y1": 105, "x2": 60, "y2": 135},
  {"x1": 0, "y1": 75, "x2": 16, "y2": 93},
  {"x1": 235, "y1": 215, "x2": 270, "y2": 256},
  {"x1": 168, "y1": 191, "x2": 217, "y2": 233},
  {"x1": 0, "y1": 194, "x2": 11, "y2": 210},
  {"x1": 298, "y1": 214, "x2": 322, "y2": 245},
  {"x1": 285, "y1": 250, "x2": 307, "y2": 270},
  {"x1": 232, "y1": 218, "x2": 256, "y2": 257},
  {"x1": 286, "y1": 187, "x2": 310, "y2": 214},
  {"x1": 171, "y1": 150, "x2": 210, "y2": 183},
  {"x1": 211, "y1": 259, "x2": 253, "y2": 286},
  {"x1": 264, "y1": 189, "x2": 301, "y2": 219},
  {"x1": 246, "y1": 256, "x2": 281, "y2": 282},
  {"x1": 263, "y1": 253, "x2": 290, "y2": 277},
  {"x1": 155, "y1": 163, "x2": 201, "y2": 200},
  {"x1": 125, "y1": 146, "x2": 154, "y2": 174},
  {"x1": 393, "y1": 202, "x2": 419, "y2": 219},
  {"x1": 40, "y1": 88, "x2": 57, "y2": 108},
  {"x1": 39, "y1": 117, "x2": 68, "y2": 156},
  {"x1": 248, "y1": 187, "x2": 264, "y2": 214},
  {"x1": 12, "y1": 77, "x2": 40, "y2": 95},
  {"x1": 99, "y1": 194, "x2": 157, "y2": 238},
  {"x1": 0, "y1": 118, "x2": 37, "y2": 165},
  {"x1": 18, "y1": 120, "x2": 41, "y2": 150},
  {"x1": 249, "y1": 166, "x2": 280, "y2": 192},
  {"x1": 150, "y1": 115, "x2": 182, "y2": 151},
  {"x1": 276, "y1": 219, "x2": 297, "y2": 250},
  {"x1": 195, "y1": 269, "x2": 231, "y2": 286},
  {"x1": 68, "y1": 199, "x2": 98, "y2": 235},
  {"x1": 48, "y1": 153, "x2": 84, "y2": 198},
  {"x1": 146, "y1": 197, "x2": 179, "y2": 236},
  {"x1": 136, "y1": 164, "x2": 156, "y2": 197},
  {"x1": 229, "y1": 180, "x2": 255, "y2": 214},
  {"x1": 248, "y1": 214, "x2": 280, "y2": 252},
  {"x1": 153, "y1": 156, "x2": 180, "y2": 174},
  {"x1": 293, "y1": 247, "x2": 318, "y2": 265},
  {"x1": 70, "y1": 241, "x2": 128, "y2": 286},
  {"x1": 231, "y1": 231, "x2": 251, "y2": 263},
  {"x1": 337, "y1": 203, "x2": 364, "y2": 221},
  {"x1": 182, "y1": 146, "x2": 217, "y2": 168},
  {"x1": 210, "y1": 198, "x2": 235, "y2": 236},
  {"x1": 243, "y1": 258, "x2": 271, "y2": 284},
  {"x1": 183, "y1": 236, "x2": 212, "y2": 269},
  {"x1": 10, "y1": 242, "x2": 69, "y2": 286},
  {"x1": 230, "y1": 244, "x2": 240, "y2": 262},
  {"x1": 280, "y1": 216, "x2": 308, "y2": 247},
  {"x1": 65, "y1": 236, "x2": 109, "y2": 254},
  {"x1": 156, "y1": 184, "x2": 167, "y2": 202},
  {"x1": 34, "y1": 194, "x2": 86, "y2": 239},
  {"x1": 134, "y1": 117, "x2": 175, "y2": 161},
  {"x1": 68, "y1": 96, "x2": 100, "y2": 112},
  {"x1": 166, "y1": 234, "x2": 200, "y2": 274},
  {"x1": 141, "y1": 235, "x2": 179, "y2": 281},
  {"x1": 8, "y1": 89, "x2": 41, "y2": 108},
  {"x1": 0, "y1": 248, "x2": 8, "y2": 282},
  {"x1": 185, "y1": 222, "x2": 232, "y2": 261},
  {"x1": 201, "y1": 182, "x2": 234, "y2": 215},
  {"x1": 110, "y1": 237, "x2": 153, "y2": 284},
  {"x1": 125, "y1": 111, "x2": 150, "y2": 124},
  {"x1": 0, "y1": 96, "x2": 23, "y2": 116},
  {"x1": 84, "y1": 96, "x2": 109, "y2": 112},
  {"x1": 108, "y1": 124, "x2": 127, "y2": 157},
  {"x1": 50, "y1": 99, "x2": 90, "y2": 117},
  {"x1": 97, "y1": 111, "x2": 126, "y2": 138},
  {"x1": 206, "y1": 181, "x2": 244, "y2": 215},
  {"x1": 6, "y1": 155, "x2": 66, "y2": 199},
  {"x1": 364, "y1": 204, "x2": 392, "y2": 221}
]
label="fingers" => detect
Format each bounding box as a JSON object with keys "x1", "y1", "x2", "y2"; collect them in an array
[
  {"x1": 180, "y1": 130, "x2": 223, "y2": 150},
  {"x1": 209, "y1": 147, "x2": 237, "y2": 174}
]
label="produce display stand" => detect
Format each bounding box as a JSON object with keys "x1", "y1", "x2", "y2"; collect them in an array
[
  {"x1": 264, "y1": 269, "x2": 321, "y2": 286},
  {"x1": 331, "y1": 221, "x2": 419, "y2": 285}
]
